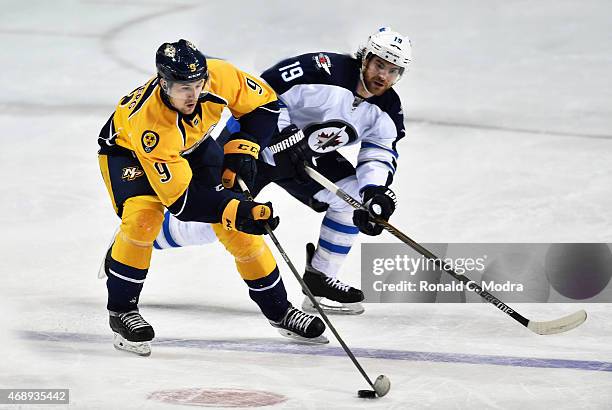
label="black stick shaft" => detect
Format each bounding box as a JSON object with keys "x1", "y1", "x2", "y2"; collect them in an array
[
  {"x1": 304, "y1": 165, "x2": 530, "y2": 328},
  {"x1": 375, "y1": 219, "x2": 529, "y2": 327},
  {"x1": 237, "y1": 179, "x2": 376, "y2": 389}
]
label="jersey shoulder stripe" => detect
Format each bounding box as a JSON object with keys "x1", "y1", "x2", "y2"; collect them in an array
[
  {"x1": 176, "y1": 113, "x2": 187, "y2": 146},
  {"x1": 200, "y1": 91, "x2": 228, "y2": 105}
]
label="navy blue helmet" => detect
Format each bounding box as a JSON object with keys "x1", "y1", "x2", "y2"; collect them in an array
[{"x1": 155, "y1": 39, "x2": 208, "y2": 83}]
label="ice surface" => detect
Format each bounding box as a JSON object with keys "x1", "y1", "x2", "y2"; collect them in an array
[{"x1": 1, "y1": 1, "x2": 611, "y2": 408}]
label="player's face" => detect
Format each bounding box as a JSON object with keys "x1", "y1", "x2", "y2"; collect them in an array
[
  {"x1": 165, "y1": 79, "x2": 206, "y2": 114},
  {"x1": 363, "y1": 56, "x2": 402, "y2": 95}
]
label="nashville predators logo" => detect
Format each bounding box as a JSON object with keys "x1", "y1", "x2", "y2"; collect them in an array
[
  {"x1": 141, "y1": 130, "x2": 159, "y2": 153},
  {"x1": 164, "y1": 44, "x2": 176, "y2": 58},
  {"x1": 121, "y1": 166, "x2": 144, "y2": 181}
]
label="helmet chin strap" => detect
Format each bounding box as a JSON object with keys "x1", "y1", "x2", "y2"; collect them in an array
[
  {"x1": 358, "y1": 58, "x2": 375, "y2": 98},
  {"x1": 358, "y1": 70, "x2": 374, "y2": 97}
]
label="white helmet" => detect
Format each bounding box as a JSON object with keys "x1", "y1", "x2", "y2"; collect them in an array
[{"x1": 363, "y1": 27, "x2": 412, "y2": 70}]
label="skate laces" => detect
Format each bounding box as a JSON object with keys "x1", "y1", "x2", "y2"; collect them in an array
[
  {"x1": 119, "y1": 312, "x2": 150, "y2": 331},
  {"x1": 283, "y1": 307, "x2": 314, "y2": 333},
  {"x1": 325, "y1": 277, "x2": 351, "y2": 292}
]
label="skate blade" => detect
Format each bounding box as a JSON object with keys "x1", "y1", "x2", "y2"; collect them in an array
[
  {"x1": 302, "y1": 297, "x2": 365, "y2": 315},
  {"x1": 113, "y1": 333, "x2": 151, "y2": 356},
  {"x1": 276, "y1": 329, "x2": 329, "y2": 345}
]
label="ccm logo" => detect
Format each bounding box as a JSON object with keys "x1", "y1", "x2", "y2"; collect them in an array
[{"x1": 237, "y1": 143, "x2": 259, "y2": 154}]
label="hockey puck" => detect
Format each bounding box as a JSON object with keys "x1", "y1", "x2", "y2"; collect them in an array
[{"x1": 357, "y1": 389, "x2": 377, "y2": 398}]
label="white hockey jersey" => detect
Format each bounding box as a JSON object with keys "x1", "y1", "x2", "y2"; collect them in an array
[{"x1": 260, "y1": 52, "x2": 405, "y2": 191}]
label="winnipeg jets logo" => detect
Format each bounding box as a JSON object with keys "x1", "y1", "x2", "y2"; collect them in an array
[
  {"x1": 303, "y1": 120, "x2": 357, "y2": 154},
  {"x1": 315, "y1": 128, "x2": 345, "y2": 149},
  {"x1": 313, "y1": 53, "x2": 332, "y2": 75}
]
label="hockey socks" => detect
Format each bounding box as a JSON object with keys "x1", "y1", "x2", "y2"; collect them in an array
[
  {"x1": 153, "y1": 210, "x2": 217, "y2": 249},
  {"x1": 311, "y1": 211, "x2": 359, "y2": 278},
  {"x1": 104, "y1": 249, "x2": 148, "y2": 312},
  {"x1": 243, "y1": 266, "x2": 289, "y2": 322}
]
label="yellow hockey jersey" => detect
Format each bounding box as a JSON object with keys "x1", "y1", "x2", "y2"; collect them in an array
[{"x1": 103, "y1": 59, "x2": 278, "y2": 207}]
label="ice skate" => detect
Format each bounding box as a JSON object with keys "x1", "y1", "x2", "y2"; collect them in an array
[
  {"x1": 109, "y1": 311, "x2": 155, "y2": 356},
  {"x1": 302, "y1": 243, "x2": 365, "y2": 315},
  {"x1": 270, "y1": 304, "x2": 328, "y2": 344}
]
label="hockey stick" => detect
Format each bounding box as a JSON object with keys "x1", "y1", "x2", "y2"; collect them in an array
[
  {"x1": 237, "y1": 178, "x2": 390, "y2": 398},
  {"x1": 303, "y1": 164, "x2": 587, "y2": 335}
]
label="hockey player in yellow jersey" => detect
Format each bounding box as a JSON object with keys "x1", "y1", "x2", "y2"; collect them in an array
[{"x1": 98, "y1": 39, "x2": 326, "y2": 355}]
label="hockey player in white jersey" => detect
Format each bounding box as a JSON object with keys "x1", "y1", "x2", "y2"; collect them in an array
[{"x1": 156, "y1": 28, "x2": 411, "y2": 315}]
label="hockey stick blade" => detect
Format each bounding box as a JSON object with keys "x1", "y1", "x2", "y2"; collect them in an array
[
  {"x1": 527, "y1": 309, "x2": 587, "y2": 335},
  {"x1": 303, "y1": 164, "x2": 588, "y2": 335}
]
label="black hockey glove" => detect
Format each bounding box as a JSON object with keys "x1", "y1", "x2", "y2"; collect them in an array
[
  {"x1": 268, "y1": 124, "x2": 315, "y2": 183},
  {"x1": 352, "y1": 186, "x2": 397, "y2": 236},
  {"x1": 222, "y1": 131, "x2": 260, "y2": 192},
  {"x1": 221, "y1": 198, "x2": 280, "y2": 235}
]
